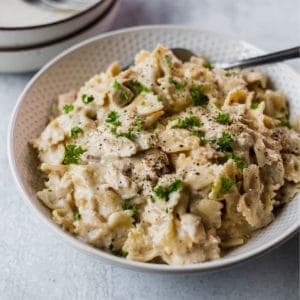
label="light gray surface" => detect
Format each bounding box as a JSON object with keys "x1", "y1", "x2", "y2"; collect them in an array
[{"x1": 0, "y1": 0, "x2": 299, "y2": 299}]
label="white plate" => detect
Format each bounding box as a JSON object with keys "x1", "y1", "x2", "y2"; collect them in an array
[
  {"x1": 0, "y1": 0, "x2": 113, "y2": 48},
  {"x1": 8, "y1": 26, "x2": 300, "y2": 273},
  {"x1": 0, "y1": 0, "x2": 119, "y2": 73}
]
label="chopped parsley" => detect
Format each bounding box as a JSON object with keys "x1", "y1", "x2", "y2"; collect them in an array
[
  {"x1": 150, "y1": 197, "x2": 156, "y2": 203},
  {"x1": 165, "y1": 55, "x2": 173, "y2": 68},
  {"x1": 214, "y1": 113, "x2": 230, "y2": 125},
  {"x1": 81, "y1": 94, "x2": 95, "y2": 104},
  {"x1": 63, "y1": 144, "x2": 86, "y2": 165},
  {"x1": 106, "y1": 111, "x2": 120, "y2": 127},
  {"x1": 108, "y1": 244, "x2": 128, "y2": 258},
  {"x1": 135, "y1": 116, "x2": 143, "y2": 132},
  {"x1": 113, "y1": 80, "x2": 121, "y2": 90},
  {"x1": 115, "y1": 128, "x2": 136, "y2": 141},
  {"x1": 127, "y1": 80, "x2": 150, "y2": 97},
  {"x1": 70, "y1": 126, "x2": 83, "y2": 138},
  {"x1": 153, "y1": 179, "x2": 183, "y2": 201},
  {"x1": 203, "y1": 60, "x2": 213, "y2": 70},
  {"x1": 280, "y1": 119, "x2": 291, "y2": 129},
  {"x1": 220, "y1": 177, "x2": 235, "y2": 194},
  {"x1": 191, "y1": 130, "x2": 208, "y2": 145},
  {"x1": 63, "y1": 104, "x2": 74, "y2": 114},
  {"x1": 250, "y1": 101, "x2": 259, "y2": 109},
  {"x1": 157, "y1": 94, "x2": 163, "y2": 102},
  {"x1": 172, "y1": 116, "x2": 202, "y2": 129},
  {"x1": 216, "y1": 132, "x2": 233, "y2": 152},
  {"x1": 120, "y1": 91, "x2": 129, "y2": 102},
  {"x1": 225, "y1": 152, "x2": 246, "y2": 169},
  {"x1": 122, "y1": 200, "x2": 137, "y2": 213},
  {"x1": 74, "y1": 211, "x2": 81, "y2": 221},
  {"x1": 225, "y1": 71, "x2": 232, "y2": 77},
  {"x1": 190, "y1": 85, "x2": 209, "y2": 107},
  {"x1": 168, "y1": 77, "x2": 187, "y2": 90}
]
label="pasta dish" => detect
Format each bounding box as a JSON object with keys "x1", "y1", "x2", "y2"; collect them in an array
[{"x1": 31, "y1": 45, "x2": 300, "y2": 265}]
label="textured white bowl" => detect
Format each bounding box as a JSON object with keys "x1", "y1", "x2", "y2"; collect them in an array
[
  {"x1": 0, "y1": 0, "x2": 119, "y2": 73},
  {"x1": 8, "y1": 26, "x2": 300, "y2": 273},
  {"x1": 0, "y1": 0, "x2": 113, "y2": 48}
]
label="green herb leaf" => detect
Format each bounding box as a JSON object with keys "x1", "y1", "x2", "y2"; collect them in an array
[
  {"x1": 122, "y1": 200, "x2": 137, "y2": 213},
  {"x1": 157, "y1": 94, "x2": 163, "y2": 102},
  {"x1": 250, "y1": 101, "x2": 259, "y2": 109},
  {"x1": 203, "y1": 60, "x2": 213, "y2": 70},
  {"x1": 106, "y1": 111, "x2": 120, "y2": 127},
  {"x1": 117, "y1": 128, "x2": 136, "y2": 141},
  {"x1": 150, "y1": 197, "x2": 156, "y2": 203},
  {"x1": 172, "y1": 116, "x2": 202, "y2": 129},
  {"x1": 224, "y1": 152, "x2": 246, "y2": 169},
  {"x1": 74, "y1": 211, "x2": 81, "y2": 221},
  {"x1": 135, "y1": 116, "x2": 143, "y2": 132},
  {"x1": 280, "y1": 119, "x2": 291, "y2": 129},
  {"x1": 214, "y1": 113, "x2": 230, "y2": 124},
  {"x1": 216, "y1": 132, "x2": 233, "y2": 152},
  {"x1": 190, "y1": 85, "x2": 209, "y2": 107},
  {"x1": 81, "y1": 94, "x2": 95, "y2": 104},
  {"x1": 63, "y1": 104, "x2": 74, "y2": 114},
  {"x1": 113, "y1": 80, "x2": 121, "y2": 90},
  {"x1": 220, "y1": 177, "x2": 235, "y2": 194},
  {"x1": 63, "y1": 144, "x2": 86, "y2": 165},
  {"x1": 153, "y1": 179, "x2": 183, "y2": 201},
  {"x1": 108, "y1": 244, "x2": 128, "y2": 258},
  {"x1": 165, "y1": 55, "x2": 173, "y2": 68},
  {"x1": 70, "y1": 126, "x2": 83, "y2": 138},
  {"x1": 191, "y1": 130, "x2": 207, "y2": 145},
  {"x1": 225, "y1": 71, "x2": 232, "y2": 77},
  {"x1": 127, "y1": 80, "x2": 150, "y2": 97}
]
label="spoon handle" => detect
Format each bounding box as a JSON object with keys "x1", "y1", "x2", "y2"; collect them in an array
[{"x1": 218, "y1": 46, "x2": 300, "y2": 69}]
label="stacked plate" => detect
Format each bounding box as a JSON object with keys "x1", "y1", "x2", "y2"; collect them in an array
[{"x1": 0, "y1": 0, "x2": 120, "y2": 73}]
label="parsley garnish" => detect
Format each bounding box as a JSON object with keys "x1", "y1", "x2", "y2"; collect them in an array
[
  {"x1": 214, "y1": 113, "x2": 230, "y2": 125},
  {"x1": 113, "y1": 80, "x2": 121, "y2": 90},
  {"x1": 63, "y1": 104, "x2": 74, "y2": 114},
  {"x1": 190, "y1": 85, "x2": 209, "y2": 107},
  {"x1": 153, "y1": 179, "x2": 183, "y2": 201},
  {"x1": 168, "y1": 77, "x2": 187, "y2": 90},
  {"x1": 150, "y1": 197, "x2": 156, "y2": 203},
  {"x1": 280, "y1": 119, "x2": 291, "y2": 129},
  {"x1": 203, "y1": 60, "x2": 213, "y2": 70},
  {"x1": 115, "y1": 128, "x2": 136, "y2": 141},
  {"x1": 81, "y1": 94, "x2": 94, "y2": 104},
  {"x1": 70, "y1": 126, "x2": 83, "y2": 138},
  {"x1": 63, "y1": 144, "x2": 86, "y2": 165},
  {"x1": 106, "y1": 111, "x2": 120, "y2": 127},
  {"x1": 120, "y1": 91, "x2": 129, "y2": 103},
  {"x1": 74, "y1": 211, "x2": 81, "y2": 221},
  {"x1": 216, "y1": 132, "x2": 233, "y2": 152},
  {"x1": 220, "y1": 177, "x2": 235, "y2": 194},
  {"x1": 191, "y1": 130, "x2": 207, "y2": 145},
  {"x1": 127, "y1": 80, "x2": 150, "y2": 97},
  {"x1": 224, "y1": 152, "x2": 246, "y2": 169},
  {"x1": 225, "y1": 71, "x2": 232, "y2": 77},
  {"x1": 172, "y1": 116, "x2": 202, "y2": 129},
  {"x1": 122, "y1": 200, "x2": 137, "y2": 213},
  {"x1": 157, "y1": 95, "x2": 163, "y2": 102},
  {"x1": 250, "y1": 101, "x2": 259, "y2": 109},
  {"x1": 135, "y1": 116, "x2": 143, "y2": 132},
  {"x1": 108, "y1": 244, "x2": 128, "y2": 258},
  {"x1": 165, "y1": 55, "x2": 173, "y2": 68}
]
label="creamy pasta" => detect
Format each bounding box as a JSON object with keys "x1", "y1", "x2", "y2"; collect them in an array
[{"x1": 31, "y1": 45, "x2": 300, "y2": 265}]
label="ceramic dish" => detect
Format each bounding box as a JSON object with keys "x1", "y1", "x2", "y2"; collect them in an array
[
  {"x1": 8, "y1": 26, "x2": 300, "y2": 273},
  {"x1": 0, "y1": 0, "x2": 113, "y2": 48},
  {"x1": 0, "y1": 0, "x2": 119, "y2": 73}
]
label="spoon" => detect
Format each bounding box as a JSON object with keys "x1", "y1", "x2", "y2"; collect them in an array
[{"x1": 172, "y1": 46, "x2": 300, "y2": 69}]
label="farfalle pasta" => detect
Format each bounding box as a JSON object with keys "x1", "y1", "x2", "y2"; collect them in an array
[{"x1": 31, "y1": 45, "x2": 300, "y2": 265}]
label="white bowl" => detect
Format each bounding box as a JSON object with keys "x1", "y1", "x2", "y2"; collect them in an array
[
  {"x1": 0, "y1": 0, "x2": 119, "y2": 73},
  {"x1": 0, "y1": 0, "x2": 113, "y2": 48},
  {"x1": 8, "y1": 26, "x2": 300, "y2": 273}
]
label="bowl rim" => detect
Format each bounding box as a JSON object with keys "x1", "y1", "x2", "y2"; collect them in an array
[
  {"x1": 8, "y1": 25, "x2": 300, "y2": 273},
  {"x1": 0, "y1": 0, "x2": 117, "y2": 52},
  {"x1": 0, "y1": 0, "x2": 109, "y2": 31}
]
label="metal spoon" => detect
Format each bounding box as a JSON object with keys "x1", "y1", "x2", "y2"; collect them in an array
[{"x1": 171, "y1": 46, "x2": 300, "y2": 69}]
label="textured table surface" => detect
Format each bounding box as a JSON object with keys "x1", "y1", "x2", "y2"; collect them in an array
[{"x1": 0, "y1": 0, "x2": 299, "y2": 299}]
